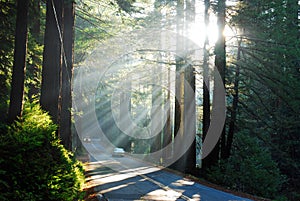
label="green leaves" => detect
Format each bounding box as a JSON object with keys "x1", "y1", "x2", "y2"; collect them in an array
[
  {"x1": 226, "y1": 1, "x2": 300, "y2": 199},
  {"x1": 207, "y1": 132, "x2": 285, "y2": 199},
  {"x1": 0, "y1": 103, "x2": 84, "y2": 201}
]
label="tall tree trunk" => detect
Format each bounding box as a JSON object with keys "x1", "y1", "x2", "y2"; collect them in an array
[
  {"x1": 217, "y1": 0, "x2": 227, "y2": 160},
  {"x1": 183, "y1": 0, "x2": 196, "y2": 175},
  {"x1": 224, "y1": 38, "x2": 241, "y2": 159},
  {"x1": 7, "y1": 0, "x2": 29, "y2": 124},
  {"x1": 201, "y1": 0, "x2": 211, "y2": 171},
  {"x1": 213, "y1": 0, "x2": 226, "y2": 162},
  {"x1": 184, "y1": 62, "x2": 196, "y2": 174},
  {"x1": 60, "y1": 0, "x2": 75, "y2": 150},
  {"x1": 119, "y1": 79, "x2": 132, "y2": 151},
  {"x1": 30, "y1": 0, "x2": 41, "y2": 42},
  {"x1": 151, "y1": 66, "x2": 162, "y2": 153},
  {"x1": 151, "y1": 1, "x2": 163, "y2": 154},
  {"x1": 171, "y1": 0, "x2": 185, "y2": 172},
  {"x1": 171, "y1": 0, "x2": 197, "y2": 174},
  {"x1": 163, "y1": 64, "x2": 172, "y2": 160},
  {"x1": 40, "y1": 0, "x2": 63, "y2": 124}
]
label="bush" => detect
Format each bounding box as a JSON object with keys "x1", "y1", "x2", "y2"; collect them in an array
[
  {"x1": 0, "y1": 103, "x2": 85, "y2": 201},
  {"x1": 206, "y1": 132, "x2": 285, "y2": 199}
]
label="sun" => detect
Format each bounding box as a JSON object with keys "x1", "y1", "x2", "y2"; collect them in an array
[
  {"x1": 187, "y1": 19, "x2": 218, "y2": 47},
  {"x1": 188, "y1": 17, "x2": 235, "y2": 48}
]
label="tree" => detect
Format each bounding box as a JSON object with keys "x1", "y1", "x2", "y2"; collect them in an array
[
  {"x1": 202, "y1": 0, "x2": 226, "y2": 169},
  {"x1": 150, "y1": 67, "x2": 163, "y2": 153},
  {"x1": 40, "y1": 0, "x2": 63, "y2": 124},
  {"x1": 183, "y1": 62, "x2": 197, "y2": 174},
  {"x1": 150, "y1": 1, "x2": 163, "y2": 154},
  {"x1": 7, "y1": 0, "x2": 29, "y2": 124},
  {"x1": 224, "y1": 38, "x2": 241, "y2": 159},
  {"x1": 60, "y1": 0, "x2": 75, "y2": 150},
  {"x1": 183, "y1": 0, "x2": 197, "y2": 175},
  {"x1": 201, "y1": 0, "x2": 211, "y2": 171},
  {"x1": 222, "y1": 0, "x2": 300, "y2": 199},
  {"x1": 171, "y1": 0, "x2": 185, "y2": 172},
  {"x1": 171, "y1": 0, "x2": 197, "y2": 174},
  {"x1": 215, "y1": 0, "x2": 226, "y2": 160}
]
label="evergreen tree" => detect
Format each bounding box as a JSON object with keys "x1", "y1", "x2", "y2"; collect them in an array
[
  {"x1": 40, "y1": 0, "x2": 63, "y2": 124},
  {"x1": 7, "y1": 0, "x2": 29, "y2": 124}
]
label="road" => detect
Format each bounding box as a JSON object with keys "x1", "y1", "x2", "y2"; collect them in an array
[{"x1": 83, "y1": 141, "x2": 253, "y2": 201}]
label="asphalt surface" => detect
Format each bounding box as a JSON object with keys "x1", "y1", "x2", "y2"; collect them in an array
[{"x1": 83, "y1": 141, "x2": 253, "y2": 201}]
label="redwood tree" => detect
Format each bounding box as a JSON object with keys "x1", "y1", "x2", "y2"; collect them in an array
[
  {"x1": 40, "y1": 0, "x2": 63, "y2": 124},
  {"x1": 60, "y1": 0, "x2": 75, "y2": 150},
  {"x1": 201, "y1": 0, "x2": 211, "y2": 171},
  {"x1": 7, "y1": 0, "x2": 29, "y2": 124}
]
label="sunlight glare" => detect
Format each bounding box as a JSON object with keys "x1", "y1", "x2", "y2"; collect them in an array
[
  {"x1": 188, "y1": 19, "x2": 236, "y2": 48},
  {"x1": 188, "y1": 21, "x2": 219, "y2": 47}
]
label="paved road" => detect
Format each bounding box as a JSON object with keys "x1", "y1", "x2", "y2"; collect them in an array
[{"x1": 83, "y1": 141, "x2": 253, "y2": 201}]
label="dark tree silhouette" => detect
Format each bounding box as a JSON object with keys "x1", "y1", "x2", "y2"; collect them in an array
[
  {"x1": 7, "y1": 0, "x2": 29, "y2": 124},
  {"x1": 40, "y1": 0, "x2": 63, "y2": 124},
  {"x1": 60, "y1": 0, "x2": 75, "y2": 150},
  {"x1": 201, "y1": 0, "x2": 211, "y2": 171}
]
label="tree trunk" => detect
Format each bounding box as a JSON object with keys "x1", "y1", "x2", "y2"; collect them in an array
[
  {"x1": 183, "y1": 0, "x2": 196, "y2": 175},
  {"x1": 119, "y1": 79, "x2": 132, "y2": 151},
  {"x1": 163, "y1": 65, "x2": 172, "y2": 160},
  {"x1": 151, "y1": 2, "x2": 163, "y2": 153},
  {"x1": 212, "y1": 0, "x2": 226, "y2": 162},
  {"x1": 224, "y1": 39, "x2": 241, "y2": 159},
  {"x1": 151, "y1": 66, "x2": 162, "y2": 153},
  {"x1": 171, "y1": 0, "x2": 197, "y2": 174},
  {"x1": 60, "y1": 0, "x2": 75, "y2": 150},
  {"x1": 170, "y1": 0, "x2": 185, "y2": 172},
  {"x1": 201, "y1": 0, "x2": 211, "y2": 171},
  {"x1": 30, "y1": 0, "x2": 41, "y2": 42},
  {"x1": 7, "y1": 0, "x2": 29, "y2": 124},
  {"x1": 184, "y1": 63, "x2": 196, "y2": 175},
  {"x1": 40, "y1": 0, "x2": 63, "y2": 124}
]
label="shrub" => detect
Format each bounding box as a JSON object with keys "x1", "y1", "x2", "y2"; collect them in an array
[
  {"x1": 206, "y1": 132, "x2": 285, "y2": 199},
  {"x1": 0, "y1": 103, "x2": 85, "y2": 201}
]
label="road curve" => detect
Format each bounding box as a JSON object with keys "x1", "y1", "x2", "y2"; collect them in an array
[{"x1": 83, "y1": 141, "x2": 253, "y2": 201}]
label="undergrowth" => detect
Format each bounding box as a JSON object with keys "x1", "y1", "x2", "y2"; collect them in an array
[{"x1": 0, "y1": 103, "x2": 85, "y2": 201}]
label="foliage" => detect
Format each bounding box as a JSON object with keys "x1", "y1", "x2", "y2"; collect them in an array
[
  {"x1": 25, "y1": 32, "x2": 44, "y2": 101},
  {"x1": 0, "y1": 103, "x2": 85, "y2": 201},
  {"x1": 206, "y1": 131, "x2": 285, "y2": 199},
  {"x1": 74, "y1": 0, "x2": 134, "y2": 64},
  {"x1": 223, "y1": 0, "x2": 300, "y2": 199},
  {"x1": 0, "y1": 0, "x2": 16, "y2": 123}
]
